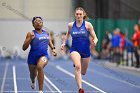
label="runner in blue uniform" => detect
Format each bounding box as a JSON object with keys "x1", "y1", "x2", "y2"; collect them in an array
[
  {"x1": 61, "y1": 7, "x2": 98, "y2": 93},
  {"x1": 22, "y1": 17, "x2": 57, "y2": 93}
]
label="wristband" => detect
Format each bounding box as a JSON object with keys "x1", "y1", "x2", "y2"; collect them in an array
[{"x1": 52, "y1": 46, "x2": 55, "y2": 50}]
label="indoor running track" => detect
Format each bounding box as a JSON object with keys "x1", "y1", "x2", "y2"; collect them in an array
[{"x1": 0, "y1": 59, "x2": 140, "y2": 93}]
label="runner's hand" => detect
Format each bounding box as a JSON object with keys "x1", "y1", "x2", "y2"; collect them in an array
[
  {"x1": 30, "y1": 32, "x2": 35, "y2": 40},
  {"x1": 91, "y1": 39, "x2": 96, "y2": 46},
  {"x1": 52, "y1": 49, "x2": 57, "y2": 56},
  {"x1": 61, "y1": 43, "x2": 65, "y2": 50}
]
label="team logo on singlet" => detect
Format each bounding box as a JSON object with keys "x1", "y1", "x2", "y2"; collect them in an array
[
  {"x1": 72, "y1": 31, "x2": 85, "y2": 35},
  {"x1": 39, "y1": 36, "x2": 49, "y2": 40}
]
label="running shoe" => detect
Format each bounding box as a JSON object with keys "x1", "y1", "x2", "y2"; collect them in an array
[
  {"x1": 31, "y1": 82, "x2": 36, "y2": 89},
  {"x1": 79, "y1": 88, "x2": 84, "y2": 93},
  {"x1": 39, "y1": 91, "x2": 43, "y2": 93}
]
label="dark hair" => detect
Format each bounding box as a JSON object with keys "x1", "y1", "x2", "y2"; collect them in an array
[
  {"x1": 138, "y1": 24, "x2": 140, "y2": 30},
  {"x1": 32, "y1": 16, "x2": 43, "y2": 24}
]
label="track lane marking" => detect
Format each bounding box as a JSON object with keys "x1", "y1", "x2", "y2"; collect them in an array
[
  {"x1": 56, "y1": 65, "x2": 106, "y2": 93},
  {"x1": 1, "y1": 62, "x2": 8, "y2": 93},
  {"x1": 13, "y1": 66, "x2": 18, "y2": 93},
  {"x1": 44, "y1": 75, "x2": 62, "y2": 93}
]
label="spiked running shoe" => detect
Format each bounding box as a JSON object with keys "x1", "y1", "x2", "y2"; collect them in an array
[{"x1": 79, "y1": 88, "x2": 84, "y2": 93}]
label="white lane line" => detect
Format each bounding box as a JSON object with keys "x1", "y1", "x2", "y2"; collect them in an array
[
  {"x1": 0, "y1": 90, "x2": 100, "y2": 92},
  {"x1": 13, "y1": 66, "x2": 18, "y2": 93},
  {"x1": 44, "y1": 75, "x2": 62, "y2": 93},
  {"x1": 89, "y1": 68, "x2": 140, "y2": 89},
  {"x1": 56, "y1": 65, "x2": 106, "y2": 93},
  {"x1": 1, "y1": 62, "x2": 8, "y2": 93},
  {"x1": 44, "y1": 81, "x2": 55, "y2": 93},
  {"x1": 0, "y1": 77, "x2": 29, "y2": 80}
]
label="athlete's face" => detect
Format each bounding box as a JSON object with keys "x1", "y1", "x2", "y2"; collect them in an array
[
  {"x1": 134, "y1": 25, "x2": 139, "y2": 32},
  {"x1": 75, "y1": 10, "x2": 85, "y2": 21},
  {"x1": 33, "y1": 18, "x2": 43, "y2": 30}
]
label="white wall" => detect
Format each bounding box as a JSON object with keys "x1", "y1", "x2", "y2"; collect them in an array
[
  {"x1": 0, "y1": 0, "x2": 73, "y2": 20},
  {"x1": 0, "y1": 20, "x2": 69, "y2": 58},
  {"x1": 0, "y1": 0, "x2": 74, "y2": 58}
]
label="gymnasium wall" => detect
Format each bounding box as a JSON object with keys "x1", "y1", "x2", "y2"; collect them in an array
[
  {"x1": 0, "y1": 0, "x2": 73, "y2": 58},
  {"x1": 0, "y1": 0, "x2": 73, "y2": 20},
  {"x1": 0, "y1": 20, "x2": 69, "y2": 58}
]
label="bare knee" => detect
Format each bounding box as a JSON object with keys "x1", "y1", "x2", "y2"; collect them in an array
[
  {"x1": 75, "y1": 65, "x2": 81, "y2": 73},
  {"x1": 37, "y1": 65, "x2": 43, "y2": 71}
]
